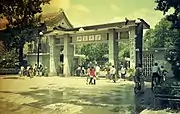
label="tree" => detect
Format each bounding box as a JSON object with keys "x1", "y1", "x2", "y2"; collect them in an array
[
  {"x1": 0, "y1": 0, "x2": 50, "y2": 66},
  {"x1": 0, "y1": 49, "x2": 18, "y2": 68},
  {"x1": 155, "y1": 0, "x2": 180, "y2": 80},
  {"x1": 76, "y1": 42, "x2": 130, "y2": 64},
  {"x1": 155, "y1": 0, "x2": 180, "y2": 29},
  {"x1": 118, "y1": 42, "x2": 130, "y2": 60},
  {"x1": 144, "y1": 18, "x2": 180, "y2": 49},
  {"x1": 80, "y1": 43, "x2": 109, "y2": 61}
]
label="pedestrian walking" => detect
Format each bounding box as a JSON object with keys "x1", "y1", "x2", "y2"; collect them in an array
[
  {"x1": 151, "y1": 62, "x2": 161, "y2": 90},
  {"x1": 134, "y1": 64, "x2": 145, "y2": 93},
  {"x1": 86, "y1": 67, "x2": 90, "y2": 85},
  {"x1": 110, "y1": 65, "x2": 116, "y2": 83},
  {"x1": 95, "y1": 65, "x2": 100, "y2": 80},
  {"x1": 89, "y1": 66, "x2": 96, "y2": 85}
]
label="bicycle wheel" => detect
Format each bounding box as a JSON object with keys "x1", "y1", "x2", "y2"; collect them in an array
[
  {"x1": 152, "y1": 79, "x2": 156, "y2": 91},
  {"x1": 134, "y1": 87, "x2": 138, "y2": 94}
]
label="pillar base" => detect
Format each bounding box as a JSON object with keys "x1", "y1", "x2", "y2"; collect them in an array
[{"x1": 49, "y1": 72, "x2": 57, "y2": 76}]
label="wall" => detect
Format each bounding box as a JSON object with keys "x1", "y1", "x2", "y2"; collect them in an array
[{"x1": 143, "y1": 48, "x2": 173, "y2": 77}]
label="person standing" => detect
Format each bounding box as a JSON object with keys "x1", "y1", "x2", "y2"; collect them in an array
[
  {"x1": 110, "y1": 65, "x2": 116, "y2": 83},
  {"x1": 121, "y1": 65, "x2": 126, "y2": 81},
  {"x1": 95, "y1": 65, "x2": 100, "y2": 80},
  {"x1": 151, "y1": 63, "x2": 161, "y2": 90},
  {"x1": 89, "y1": 66, "x2": 96, "y2": 85},
  {"x1": 134, "y1": 64, "x2": 144, "y2": 93},
  {"x1": 26, "y1": 65, "x2": 31, "y2": 77},
  {"x1": 19, "y1": 66, "x2": 25, "y2": 76},
  {"x1": 160, "y1": 66, "x2": 168, "y2": 82},
  {"x1": 33, "y1": 64, "x2": 37, "y2": 76},
  {"x1": 86, "y1": 67, "x2": 90, "y2": 85}
]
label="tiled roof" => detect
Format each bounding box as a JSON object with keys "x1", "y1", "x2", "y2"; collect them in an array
[
  {"x1": 41, "y1": 12, "x2": 60, "y2": 22},
  {"x1": 0, "y1": 9, "x2": 73, "y2": 30},
  {"x1": 41, "y1": 9, "x2": 73, "y2": 28}
]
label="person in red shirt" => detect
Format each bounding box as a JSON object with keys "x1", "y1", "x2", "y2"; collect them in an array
[{"x1": 89, "y1": 66, "x2": 96, "y2": 85}]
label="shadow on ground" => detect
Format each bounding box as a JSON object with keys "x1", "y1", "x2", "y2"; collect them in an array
[
  {"x1": 133, "y1": 87, "x2": 154, "y2": 113},
  {"x1": 2, "y1": 77, "x2": 25, "y2": 80},
  {"x1": 0, "y1": 82, "x2": 156, "y2": 114}
]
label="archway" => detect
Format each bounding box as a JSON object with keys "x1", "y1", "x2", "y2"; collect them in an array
[{"x1": 47, "y1": 19, "x2": 150, "y2": 76}]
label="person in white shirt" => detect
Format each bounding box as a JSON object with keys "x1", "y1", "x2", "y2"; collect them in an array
[
  {"x1": 19, "y1": 66, "x2": 24, "y2": 76},
  {"x1": 110, "y1": 65, "x2": 116, "y2": 82},
  {"x1": 160, "y1": 66, "x2": 168, "y2": 82},
  {"x1": 95, "y1": 65, "x2": 100, "y2": 80},
  {"x1": 151, "y1": 63, "x2": 160, "y2": 89}
]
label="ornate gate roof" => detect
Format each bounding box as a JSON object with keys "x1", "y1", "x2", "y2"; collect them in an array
[{"x1": 41, "y1": 9, "x2": 73, "y2": 29}]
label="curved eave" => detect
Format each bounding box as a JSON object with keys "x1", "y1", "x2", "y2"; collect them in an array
[
  {"x1": 62, "y1": 12, "x2": 73, "y2": 28},
  {"x1": 63, "y1": 20, "x2": 136, "y2": 31},
  {"x1": 136, "y1": 18, "x2": 150, "y2": 29},
  {"x1": 44, "y1": 11, "x2": 73, "y2": 29}
]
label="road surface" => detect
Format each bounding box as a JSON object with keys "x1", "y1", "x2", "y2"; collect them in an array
[{"x1": 0, "y1": 76, "x2": 173, "y2": 114}]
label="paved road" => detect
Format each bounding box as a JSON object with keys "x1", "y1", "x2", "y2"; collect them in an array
[{"x1": 0, "y1": 76, "x2": 173, "y2": 114}]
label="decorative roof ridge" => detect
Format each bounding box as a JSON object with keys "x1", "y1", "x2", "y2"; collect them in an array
[
  {"x1": 59, "y1": 9, "x2": 73, "y2": 28},
  {"x1": 42, "y1": 8, "x2": 73, "y2": 28}
]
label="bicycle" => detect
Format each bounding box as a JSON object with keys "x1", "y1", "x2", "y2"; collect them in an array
[
  {"x1": 134, "y1": 76, "x2": 141, "y2": 94},
  {"x1": 151, "y1": 76, "x2": 159, "y2": 91}
]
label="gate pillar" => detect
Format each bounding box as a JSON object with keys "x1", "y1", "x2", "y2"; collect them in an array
[
  {"x1": 49, "y1": 36, "x2": 58, "y2": 75},
  {"x1": 108, "y1": 29, "x2": 119, "y2": 70},
  {"x1": 63, "y1": 34, "x2": 74, "y2": 76},
  {"x1": 129, "y1": 27, "x2": 136, "y2": 69}
]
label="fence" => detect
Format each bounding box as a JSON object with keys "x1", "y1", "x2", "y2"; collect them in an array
[{"x1": 142, "y1": 53, "x2": 154, "y2": 77}]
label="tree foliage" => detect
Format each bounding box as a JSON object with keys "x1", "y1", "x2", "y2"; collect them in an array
[
  {"x1": 0, "y1": 0, "x2": 50, "y2": 66},
  {"x1": 75, "y1": 42, "x2": 130, "y2": 62},
  {"x1": 80, "y1": 43, "x2": 109, "y2": 61},
  {"x1": 155, "y1": 0, "x2": 180, "y2": 80},
  {"x1": 0, "y1": 49, "x2": 18, "y2": 68},
  {"x1": 144, "y1": 18, "x2": 180, "y2": 49},
  {"x1": 0, "y1": 0, "x2": 50, "y2": 28},
  {"x1": 155, "y1": 0, "x2": 180, "y2": 29}
]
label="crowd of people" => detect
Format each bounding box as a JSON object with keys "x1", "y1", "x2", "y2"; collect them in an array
[
  {"x1": 19, "y1": 63, "x2": 48, "y2": 78},
  {"x1": 74, "y1": 63, "x2": 118, "y2": 85},
  {"x1": 18, "y1": 61, "x2": 168, "y2": 92},
  {"x1": 75, "y1": 62, "x2": 168, "y2": 92}
]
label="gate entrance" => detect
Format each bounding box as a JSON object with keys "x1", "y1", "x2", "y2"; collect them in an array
[{"x1": 46, "y1": 19, "x2": 150, "y2": 76}]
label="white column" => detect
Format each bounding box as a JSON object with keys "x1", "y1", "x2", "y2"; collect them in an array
[
  {"x1": 129, "y1": 27, "x2": 136, "y2": 69},
  {"x1": 63, "y1": 34, "x2": 74, "y2": 76},
  {"x1": 49, "y1": 36, "x2": 57, "y2": 75},
  {"x1": 108, "y1": 29, "x2": 118, "y2": 68}
]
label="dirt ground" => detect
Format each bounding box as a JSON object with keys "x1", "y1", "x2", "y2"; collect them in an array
[{"x1": 0, "y1": 76, "x2": 175, "y2": 114}]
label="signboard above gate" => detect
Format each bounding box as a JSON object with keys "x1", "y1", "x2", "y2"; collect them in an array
[
  {"x1": 72, "y1": 33, "x2": 108, "y2": 43},
  {"x1": 77, "y1": 34, "x2": 101, "y2": 42}
]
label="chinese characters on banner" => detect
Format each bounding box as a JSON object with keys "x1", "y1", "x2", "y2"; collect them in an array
[{"x1": 76, "y1": 34, "x2": 102, "y2": 42}]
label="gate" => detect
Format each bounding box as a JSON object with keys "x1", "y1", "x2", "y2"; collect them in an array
[{"x1": 142, "y1": 53, "x2": 154, "y2": 77}]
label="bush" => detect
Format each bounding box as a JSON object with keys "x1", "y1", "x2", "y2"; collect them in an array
[{"x1": 126, "y1": 68, "x2": 135, "y2": 81}]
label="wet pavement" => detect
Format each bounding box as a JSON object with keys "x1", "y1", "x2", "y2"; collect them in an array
[{"x1": 0, "y1": 76, "x2": 172, "y2": 114}]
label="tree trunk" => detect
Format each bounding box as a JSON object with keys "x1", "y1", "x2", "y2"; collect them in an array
[{"x1": 19, "y1": 45, "x2": 24, "y2": 67}]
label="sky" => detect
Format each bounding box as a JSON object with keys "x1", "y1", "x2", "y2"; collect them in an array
[{"x1": 42, "y1": 0, "x2": 171, "y2": 28}]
